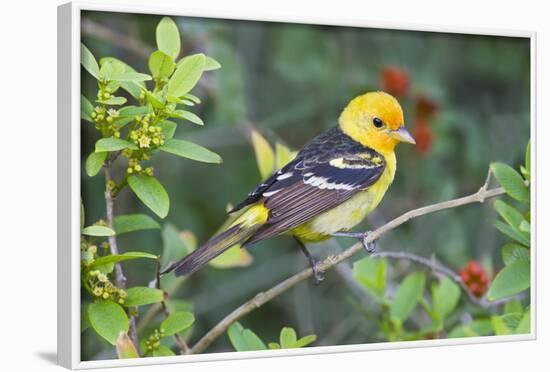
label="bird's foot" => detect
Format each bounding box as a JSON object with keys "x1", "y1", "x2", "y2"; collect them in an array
[
  {"x1": 308, "y1": 256, "x2": 325, "y2": 285},
  {"x1": 333, "y1": 231, "x2": 377, "y2": 254},
  {"x1": 361, "y1": 231, "x2": 377, "y2": 253}
]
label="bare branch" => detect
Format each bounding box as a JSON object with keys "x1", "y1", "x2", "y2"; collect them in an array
[
  {"x1": 370, "y1": 251, "x2": 510, "y2": 308},
  {"x1": 81, "y1": 18, "x2": 153, "y2": 58},
  {"x1": 154, "y1": 261, "x2": 190, "y2": 354},
  {"x1": 188, "y1": 179, "x2": 511, "y2": 354},
  {"x1": 103, "y1": 156, "x2": 139, "y2": 353}
]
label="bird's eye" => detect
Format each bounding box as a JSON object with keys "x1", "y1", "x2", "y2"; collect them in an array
[{"x1": 372, "y1": 117, "x2": 384, "y2": 128}]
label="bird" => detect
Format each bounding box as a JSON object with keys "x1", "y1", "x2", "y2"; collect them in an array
[{"x1": 161, "y1": 91, "x2": 416, "y2": 283}]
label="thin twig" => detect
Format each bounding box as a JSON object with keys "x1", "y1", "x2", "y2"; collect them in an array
[
  {"x1": 82, "y1": 18, "x2": 153, "y2": 58},
  {"x1": 187, "y1": 173, "x2": 512, "y2": 354},
  {"x1": 370, "y1": 251, "x2": 509, "y2": 308},
  {"x1": 103, "y1": 156, "x2": 140, "y2": 353},
  {"x1": 155, "y1": 261, "x2": 190, "y2": 354}
]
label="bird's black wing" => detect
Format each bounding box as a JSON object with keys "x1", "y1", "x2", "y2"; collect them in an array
[{"x1": 238, "y1": 127, "x2": 386, "y2": 245}]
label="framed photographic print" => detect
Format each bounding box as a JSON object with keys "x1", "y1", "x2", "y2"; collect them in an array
[{"x1": 58, "y1": 1, "x2": 536, "y2": 369}]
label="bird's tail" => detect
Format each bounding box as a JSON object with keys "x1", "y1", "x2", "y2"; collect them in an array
[{"x1": 161, "y1": 204, "x2": 268, "y2": 277}]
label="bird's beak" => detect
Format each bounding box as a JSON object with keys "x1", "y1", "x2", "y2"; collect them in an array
[{"x1": 390, "y1": 127, "x2": 416, "y2": 144}]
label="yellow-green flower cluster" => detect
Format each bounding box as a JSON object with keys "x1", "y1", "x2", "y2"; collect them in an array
[
  {"x1": 87, "y1": 270, "x2": 127, "y2": 304},
  {"x1": 143, "y1": 328, "x2": 166, "y2": 352},
  {"x1": 80, "y1": 240, "x2": 97, "y2": 267},
  {"x1": 90, "y1": 106, "x2": 120, "y2": 138},
  {"x1": 97, "y1": 85, "x2": 112, "y2": 102},
  {"x1": 126, "y1": 158, "x2": 154, "y2": 176},
  {"x1": 129, "y1": 114, "x2": 165, "y2": 150}
]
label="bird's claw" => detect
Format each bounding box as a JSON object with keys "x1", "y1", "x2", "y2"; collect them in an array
[
  {"x1": 311, "y1": 260, "x2": 325, "y2": 285},
  {"x1": 361, "y1": 231, "x2": 377, "y2": 254}
]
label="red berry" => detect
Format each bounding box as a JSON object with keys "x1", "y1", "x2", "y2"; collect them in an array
[
  {"x1": 415, "y1": 95, "x2": 438, "y2": 120},
  {"x1": 459, "y1": 260, "x2": 489, "y2": 297},
  {"x1": 413, "y1": 118, "x2": 433, "y2": 155},
  {"x1": 381, "y1": 67, "x2": 410, "y2": 97}
]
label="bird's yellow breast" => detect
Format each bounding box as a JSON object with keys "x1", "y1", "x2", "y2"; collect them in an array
[{"x1": 290, "y1": 152, "x2": 396, "y2": 242}]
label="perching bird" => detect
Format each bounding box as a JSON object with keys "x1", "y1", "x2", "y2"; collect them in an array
[{"x1": 162, "y1": 91, "x2": 415, "y2": 283}]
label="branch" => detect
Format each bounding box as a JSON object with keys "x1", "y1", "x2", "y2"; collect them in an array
[
  {"x1": 370, "y1": 251, "x2": 509, "y2": 308},
  {"x1": 103, "y1": 156, "x2": 140, "y2": 353},
  {"x1": 154, "y1": 261, "x2": 190, "y2": 354},
  {"x1": 188, "y1": 172, "x2": 509, "y2": 354}
]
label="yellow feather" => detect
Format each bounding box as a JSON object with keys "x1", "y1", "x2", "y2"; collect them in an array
[
  {"x1": 231, "y1": 204, "x2": 269, "y2": 228},
  {"x1": 291, "y1": 152, "x2": 396, "y2": 242}
]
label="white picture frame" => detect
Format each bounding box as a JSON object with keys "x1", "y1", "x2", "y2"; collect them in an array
[{"x1": 58, "y1": 1, "x2": 537, "y2": 369}]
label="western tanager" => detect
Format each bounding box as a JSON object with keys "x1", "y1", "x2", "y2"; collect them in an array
[{"x1": 162, "y1": 91, "x2": 415, "y2": 282}]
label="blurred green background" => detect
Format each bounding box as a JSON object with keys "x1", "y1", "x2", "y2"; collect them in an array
[{"x1": 81, "y1": 11, "x2": 530, "y2": 360}]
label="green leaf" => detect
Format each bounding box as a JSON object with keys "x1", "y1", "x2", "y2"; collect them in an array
[
  {"x1": 227, "y1": 322, "x2": 266, "y2": 351},
  {"x1": 113, "y1": 117, "x2": 134, "y2": 129},
  {"x1": 294, "y1": 334, "x2": 317, "y2": 348},
  {"x1": 352, "y1": 256, "x2": 386, "y2": 299},
  {"x1": 149, "y1": 50, "x2": 175, "y2": 79},
  {"x1": 147, "y1": 91, "x2": 165, "y2": 109},
  {"x1": 166, "y1": 95, "x2": 195, "y2": 105},
  {"x1": 279, "y1": 327, "x2": 297, "y2": 348},
  {"x1": 250, "y1": 129, "x2": 275, "y2": 179},
  {"x1": 97, "y1": 96, "x2": 127, "y2": 106},
  {"x1": 152, "y1": 345, "x2": 176, "y2": 357},
  {"x1": 156, "y1": 17, "x2": 181, "y2": 59},
  {"x1": 525, "y1": 140, "x2": 530, "y2": 174},
  {"x1": 99, "y1": 59, "x2": 125, "y2": 81},
  {"x1": 170, "y1": 109, "x2": 204, "y2": 125},
  {"x1": 516, "y1": 308, "x2": 530, "y2": 334},
  {"x1": 502, "y1": 243, "x2": 530, "y2": 266},
  {"x1": 390, "y1": 272, "x2": 426, "y2": 324},
  {"x1": 160, "y1": 139, "x2": 222, "y2": 164},
  {"x1": 448, "y1": 318, "x2": 494, "y2": 338},
  {"x1": 504, "y1": 299, "x2": 523, "y2": 314},
  {"x1": 167, "y1": 54, "x2": 205, "y2": 98},
  {"x1": 85, "y1": 151, "x2": 107, "y2": 177},
  {"x1": 81, "y1": 304, "x2": 90, "y2": 332},
  {"x1": 81, "y1": 43, "x2": 99, "y2": 79},
  {"x1": 95, "y1": 138, "x2": 137, "y2": 152},
  {"x1": 118, "y1": 105, "x2": 152, "y2": 118},
  {"x1": 275, "y1": 142, "x2": 296, "y2": 168},
  {"x1": 490, "y1": 163, "x2": 529, "y2": 202},
  {"x1": 494, "y1": 200, "x2": 526, "y2": 230},
  {"x1": 494, "y1": 220, "x2": 530, "y2": 246},
  {"x1": 88, "y1": 301, "x2": 128, "y2": 345},
  {"x1": 81, "y1": 95, "x2": 95, "y2": 122},
  {"x1": 160, "y1": 311, "x2": 195, "y2": 336},
  {"x1": 432, "y1": 276, "x2": 461, "y2": 320},
  {"x1": 89, "y1": 251, "x2": 158, "y2": 269},
  {"x1": 124, "y1": 287, "x2": 166, "y2": 307},
  {"x1": 123, "y1": 82, "x2": 145, "y2": 100},
  {"x1": 268, "y1": 342, "x2": 281, "y2": 349},
  {"x1": 114, "y1": 214, "x2": 160, "y2": 235},
  {"x1": 81, "y1": 225, "x2": 115, "y2": 237},
  {"x1": 112, "y1": 72, "x2": 152, "y2": 82},
  {"x1": 80, "y1": 200, "x2": 85, "y2": 230},
  {"x1": 487, "y1": 260, "x2": 530, "y2": 301},
  {"x1": 519, "y1": 220, "x2": 530, "y2": 233},
  {"x1": 158, "y1": 120, "x2": 177, "y2": 140},
  {"x1": 183, "y1": 93, "x2": 201, "y2": 104},
  {"x1": 128, "y1": 175, "x2": 170, "y2": 218},
  {"x1": 161, "y1": 224, "x2": 190, "y2": 266},
  {"x1": 116, "y1": 332, "x2": 139, "y2": 359},
  {"x1": 204, "y1": 56, "x2": 222, "y2": 71},
  {"x1": 99, "y1": 57, "x2": 145, "y2": 99},
  {"x1": 491, "y1": 315, "x2": 513, "y2": 335}
]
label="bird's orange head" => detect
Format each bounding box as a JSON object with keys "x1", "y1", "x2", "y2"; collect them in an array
[{"x1": 338, "y1": 91, "x2": 415, "y2": 155}]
